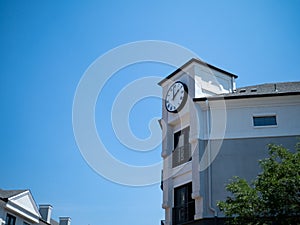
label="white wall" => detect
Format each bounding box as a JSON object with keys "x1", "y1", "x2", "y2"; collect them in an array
[
  {"x1": 197, "y1": 95, "x2": 300, "y2": 140},
  {"x1": 0, "y1": 205, "x2": 5, "y2": 225},
  {"x1": 224, "y1": 96, "x2": 300, "y2": 139},
  {"x1": 194, "y1": 64, "x2": 234, "y2": 98},
  {"x1": 0, "y1": 209, "x2": 34, "y2": 225}
]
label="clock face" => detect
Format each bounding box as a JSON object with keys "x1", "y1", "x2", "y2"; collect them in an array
[{"x1": 165, "y1": 81, "x2": 188, "y2": 113}]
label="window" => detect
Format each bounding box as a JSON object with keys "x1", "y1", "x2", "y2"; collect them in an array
[
  {"x1": 172, "y1": 127, "x2": 191, "y2": 168},
  {"x1": 6, "y1": 214, "x2": 16, "y2": 225},
  {"x1": 253, "y1": 115, "x2": 277, "y2": 127},
  {"x1": 173, "y1": 183, "x2": 195, "y2": 225},
  {"x1": 24, "y1": 222, "x2": 30, "y2": 225}
]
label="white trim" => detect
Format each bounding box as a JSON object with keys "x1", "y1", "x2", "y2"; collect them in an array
[
  {"x1": 5, "y1": 190, "x2": 41, "y2": 223},
  {"x1": 168, "y1": 112, "x2": 190, "y2": 127},
  {"x1": 173, "y1": 179, "x2": 193, "y2": 189},
  {"x1": 172, "y1": 161, "x2": 192, "y2": 177},
  {"x1": 5, "y1": 203, "x2": 39, "y2": 223},
  {"x1": 253, "y1": 125, "x2": 278, "y2": 129},
  {"x1": 196, "y1": 95, "x2": 300, "y2": 110},
  {"x1": 199, "y1": 134, "x2": 299, "y2": 142},
  {"x1": 173, "y1": 124, "x2": 189, "y2": 134},
  {"x1": 0, "y1": 218, "x2": 5, "y2": 225},
  {"x1": 252, "y1": 112, "x2": 276, "y2": 117},
  {"x1": 159, "y1": 62, "x2": 194, "y2": 88},
  {"x1": 9, "y1": 191, "x2": 40, "y2": 216},
  {"x1": 8, "y1": 190, "x2": 28, "y2": 200},
  {"x1": 199, "y1": 134, "x2": 299, "y2": 141}
]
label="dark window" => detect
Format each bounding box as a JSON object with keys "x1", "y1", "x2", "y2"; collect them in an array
[
  {"x1": 172, "y1": 127, "x2": 191, "y2": 168},
  {"x1": 24, "y1": 222, "x2": 30, "y2": 225},
  {"x1": 173, "y1": 182, "x2": 195, "y2": 225},
  {"x1": 253, "y1": 115, "x2": 277, "y2": 126},
  {"x1": 6, "y1": 214, "x2": 16, "y2": 225},
  {"x1": 160, "y1": 170, "x2": 163, "y2": 191}
]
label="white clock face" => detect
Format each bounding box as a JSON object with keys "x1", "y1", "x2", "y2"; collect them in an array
[{"x1": 165, "y1": 81, "x2": 188, "y2": 113}]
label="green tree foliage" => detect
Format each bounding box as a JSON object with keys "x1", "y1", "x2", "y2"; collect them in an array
[{"x1": 217, "y1": 143, "x2": 300, "y2": 225}]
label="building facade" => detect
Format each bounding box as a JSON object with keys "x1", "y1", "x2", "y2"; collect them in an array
[
  {"x1": 159, "y1": 58, "x2": 300, "y2": 225},
  {"x1": 0, "y1": 189, "x2": 70, "y2": 225}
]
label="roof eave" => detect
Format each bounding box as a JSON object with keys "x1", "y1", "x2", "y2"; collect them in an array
[
  {"x1": 193, "y1": 92, "x2": 300, "y2": 102},
  {"x1": 158, "y1": 58, "x2": 238, "y2": 86}
]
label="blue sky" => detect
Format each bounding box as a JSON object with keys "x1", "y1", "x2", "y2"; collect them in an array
[{"x1": 1, "y1": 1, "x2": 300, "y2": 225}]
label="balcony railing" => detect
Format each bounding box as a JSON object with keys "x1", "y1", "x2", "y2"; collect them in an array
[
  {"x1": 172, "y1": 145, "x2": 191, "y2": 168},
  {"x1": 172, "y1": 201, "x2": 195, "y2": 225}
]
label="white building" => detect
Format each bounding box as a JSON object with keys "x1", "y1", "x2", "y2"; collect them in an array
[
  {"x1": 159, "y1": 58, "x2": 300, "y2": 225},
  {"x1": 0, "y1": 189, "x2": 71, "y2": 225}
]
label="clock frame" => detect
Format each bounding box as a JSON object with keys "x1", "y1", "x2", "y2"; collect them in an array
[{"x1": 165, "y1": 81, "x2": 188, "y2": 113}]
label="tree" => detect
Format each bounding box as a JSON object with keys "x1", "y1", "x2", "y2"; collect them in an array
[{"x1": 217, "y1": 143, "x2": 300, "y2": 225}]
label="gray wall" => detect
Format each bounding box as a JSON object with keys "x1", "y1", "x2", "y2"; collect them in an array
[{"x1": 199, "y1": 135, "x2": 299, "y2": 217}]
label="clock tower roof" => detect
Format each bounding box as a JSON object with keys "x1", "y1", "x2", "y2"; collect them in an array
[{"x1": 158, "y1": 58, "x2": 238, "y2": 86}]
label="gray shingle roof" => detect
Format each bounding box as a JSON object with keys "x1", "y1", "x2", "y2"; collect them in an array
[
  {"x1": 39, "y1": 218, "x2": 60, "y2": 225},
  {"x1": 0, "y1": 189, "x2": 27, "y2": 200},
  {"x1": 230, "y1": 81, "x2": 300, "y2": 96},
  {"x1": 50, "y1": 218, "x2": 59, "y2": 225},
  {"x1": 194, "y1": 81, "x2": 300, "y2": 101}
]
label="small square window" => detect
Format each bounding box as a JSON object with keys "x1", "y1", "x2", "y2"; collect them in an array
[{"x1": 253, "y1": 115, "x2": 277, "y2": 127}]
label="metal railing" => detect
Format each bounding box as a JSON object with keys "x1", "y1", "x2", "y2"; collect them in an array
[
  {"x1": 172, "y1": 201, "x2": 195, "y2": 225},
  {"x1": 172, "y1": 145, "x2": 191, "y2": 168}
]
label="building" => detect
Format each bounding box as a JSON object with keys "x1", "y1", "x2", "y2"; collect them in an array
[
  {"x1": 0, "y1": 189, "x2": 71, "y2": 225},
  {"x1": 159, "y1": 58, "x2": 300, "y2": 225}
]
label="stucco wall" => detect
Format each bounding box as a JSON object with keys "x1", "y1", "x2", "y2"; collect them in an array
[{"x1": 201, "y1": 136, "x2": 299, "y2": 218}]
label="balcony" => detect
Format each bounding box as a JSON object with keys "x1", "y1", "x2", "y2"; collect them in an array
[
  {"x1": 172, "y1": 146, "x2": 191, "y2": 168},
  {"x1": 172, "y1": 201, "x2": 195, "y2": 225}
]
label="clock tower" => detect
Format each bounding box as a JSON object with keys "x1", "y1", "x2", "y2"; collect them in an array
[{"x1": 158, "y1": 58, "x2": 237, "y2": 225}]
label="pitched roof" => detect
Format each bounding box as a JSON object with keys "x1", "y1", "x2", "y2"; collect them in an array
[
  {"x1": 39, "y1": 218, "x2": 60, "y2": 225},
  {"x1": 158, "y1": 58, "x2": 238, "y2": 86},
  {"x1": 231, "y1": 81, "x2": 300, "y2": 96},
  {"x1": 50, "y1": 219, "x2": 59, "y2": 225},
  {"x1": 194, "y1": 81, "x2": 300, "y2": 101},
  {"x1": 0, "y1": 189, "x2": 27, "y2": 200}
]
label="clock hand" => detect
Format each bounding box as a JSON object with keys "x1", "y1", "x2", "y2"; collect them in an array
[
  {"x1": 172, "y1": 86, "x2": 175, "y2": 100},
  {"x1": 174, "y1": 87, "x2": 180, "y2": 98}
]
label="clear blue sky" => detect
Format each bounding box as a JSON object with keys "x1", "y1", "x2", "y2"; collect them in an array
[{"x1": 1, "y1": 1, "x2": 300, "y2": 225}]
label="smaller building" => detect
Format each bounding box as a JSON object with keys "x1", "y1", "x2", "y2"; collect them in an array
[{"x1": 0, "y1": 189, "x2": 71, "y2": 225}]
